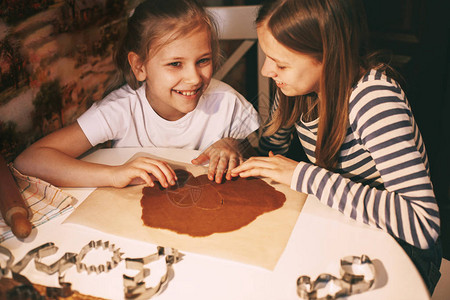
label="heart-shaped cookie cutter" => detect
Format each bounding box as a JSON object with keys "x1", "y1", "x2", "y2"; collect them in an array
[{"x1": 297, "y1": 254, "x2": 375, "y2": 299}]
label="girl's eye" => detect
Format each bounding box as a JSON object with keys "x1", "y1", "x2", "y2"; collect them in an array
[
  {"x1": 198, "y1": 58, "x2": 211, "y2": 65},
  {"x1": 277, "y1": 65, "x2": 286, "y2": 70},
  {"x1": 168, "y1": 62, "x2": 181, "y2": 67}
]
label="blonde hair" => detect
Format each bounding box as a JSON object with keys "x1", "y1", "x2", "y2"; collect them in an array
[
  {"x1": 111, "y1": 0, "x2": 221, "y2": 91},
  {"x1": 257, "y1": 0, "x2": 378, "y2": 170}
]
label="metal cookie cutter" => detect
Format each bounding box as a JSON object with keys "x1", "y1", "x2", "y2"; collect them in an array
[
  {"x1": 34, "y1": 240, "x2": 122, "y2": 297},
  {"x1": 4, "y1": 242, "x2": 72, "y2": 298},
  {"x1": 33, "y1": 245, "x2": 78, "y2": 297},
  {"x1": 123, "y1": 246, "x2": 183, "y2": 300},
  {"x1": 75, "y1": 240, "x2": 123, "y2": 274},
  {"x1": 0, "y1": 245, "x2": 14, "y2": 277},
  {"x1": 297, "y1": 254, "x2": 376, "y2": 300},
  {"x1": 35, "y1": 251, "x2": 78, "y2": 275},
  {"x1": 34, "y1": 240, "x2": 123, "y2": 275},
  {"x1": 11, "y1": 242, "x2": 56, "y2": 274},
  {"x1": 339, "y1": 255, "x2": 375, "y2": 294}
]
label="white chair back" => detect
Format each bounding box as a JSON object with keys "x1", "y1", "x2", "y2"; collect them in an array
[{"x1": 206, "y1": 5, "x2": 271, "y2": 124}]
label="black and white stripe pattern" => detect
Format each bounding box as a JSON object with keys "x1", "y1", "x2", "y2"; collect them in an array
[
  {"x1": 260, "y1": 69, "x2": 439, "y2": 249},
  {"x1": 258, "y1": 94, "x2": 293, "y2": 156}
]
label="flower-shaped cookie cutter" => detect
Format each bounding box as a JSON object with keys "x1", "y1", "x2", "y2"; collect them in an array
[
  {"x1": 75, "y1": 240, "x2": 123, "y2": 274},
  {"x1": 123, "y1": 246, "x2": 183, "y2": 300},
  {"x1": 297, "y1": 254, "x2": 375, "y2": 299}
]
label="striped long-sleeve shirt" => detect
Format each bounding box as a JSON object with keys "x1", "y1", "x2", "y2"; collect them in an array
[{"x1": 259, "y1": 69, "x2": 440, "y2": 249}]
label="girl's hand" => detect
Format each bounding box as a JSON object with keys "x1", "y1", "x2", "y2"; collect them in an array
[
  {"x1": 191, "y1": 138, "x2": 244, "y2": 183},
  {"x1": 230, "y1": 151, "x2": 297, "y2": 186},
  {"x1": 110, "y1": 156, "x2": 177, "y2": 188}
]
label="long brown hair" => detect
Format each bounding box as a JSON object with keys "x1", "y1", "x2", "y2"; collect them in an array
[
  {"x1": 257, "y1": 0, "x2": 372, "y2": 170},
  {"x1": 106, "y1": 0, "x2": 221, "y2": 94}
]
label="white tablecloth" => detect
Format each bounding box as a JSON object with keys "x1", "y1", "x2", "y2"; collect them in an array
[{"x1": 0, "y1": 148, "x2": 429, "y2": 300}]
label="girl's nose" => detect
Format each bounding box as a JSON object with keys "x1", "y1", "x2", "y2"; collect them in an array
[
  {"x1": 260, "y1": 58, "x2": 277, "y2": 78},
  {"x1": 184, "y1": 65, "x2": 202, "y2": 84}
]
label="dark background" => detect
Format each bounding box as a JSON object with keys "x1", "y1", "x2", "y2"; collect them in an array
[{"x1": 362, "y1": 0, "x2": 450, "y2": 258}]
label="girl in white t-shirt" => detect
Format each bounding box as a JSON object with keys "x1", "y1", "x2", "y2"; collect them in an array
[{"x1": 14, "y1": 0, "x2": 259, "y2": 188}]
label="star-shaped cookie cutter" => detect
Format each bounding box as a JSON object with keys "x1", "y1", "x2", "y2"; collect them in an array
[
  {"x1": 123, "y1": 246, "x2": 183, "y2": 300},
  {"x1": 297, "y1": 254, "x2": 376, "y2": 299}
]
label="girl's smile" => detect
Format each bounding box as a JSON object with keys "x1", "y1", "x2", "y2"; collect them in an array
[
  {"x1": 173, "y1": 87, "x2": 202, "y2": 97},
  {"x1": 274, "y1": 80, "x2": 287, "y2": 88}
]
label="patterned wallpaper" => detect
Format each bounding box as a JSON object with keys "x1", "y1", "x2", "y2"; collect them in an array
[{"x1": 0, "y1": 0, "x2": 134, "y2": 162}]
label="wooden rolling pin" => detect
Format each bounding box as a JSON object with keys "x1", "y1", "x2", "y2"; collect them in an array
[{"x1": 0, "y1": 155, "x2": 32, "y2": 238}]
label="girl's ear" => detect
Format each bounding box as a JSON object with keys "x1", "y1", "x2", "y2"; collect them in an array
[{"x1": 128, "y1": 52, "x2": 147, "y2": 82}]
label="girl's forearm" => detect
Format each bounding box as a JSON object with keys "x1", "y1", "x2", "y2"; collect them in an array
[{"x1": 14, "y1": 147, "x2": 114, "y2": 187}]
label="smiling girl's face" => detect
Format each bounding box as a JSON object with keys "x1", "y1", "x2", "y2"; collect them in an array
[
  {"x1": 130, "y1": 25, "x2": 213, "y2": 121},
  {"x1": 257, "y1": 22, "x2": 323, "y2": 98}
]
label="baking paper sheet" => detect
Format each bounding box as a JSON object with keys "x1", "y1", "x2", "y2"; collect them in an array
[{"x1": 64, "y1": 152, "x2": 307, "y2": 270}]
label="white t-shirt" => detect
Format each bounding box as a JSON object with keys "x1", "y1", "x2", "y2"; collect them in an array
[{"x1": 77, "y1": 79, "x2": 260, "y2": 151}]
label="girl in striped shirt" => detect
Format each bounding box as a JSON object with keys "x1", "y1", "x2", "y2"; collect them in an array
[{"x1": 231, "y1": 0, "x2": 441, "y2": 294}]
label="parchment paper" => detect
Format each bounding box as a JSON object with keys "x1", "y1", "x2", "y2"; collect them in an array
[{"x1": 64, "y1": 152, "x2": 307, "y2": 270}]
